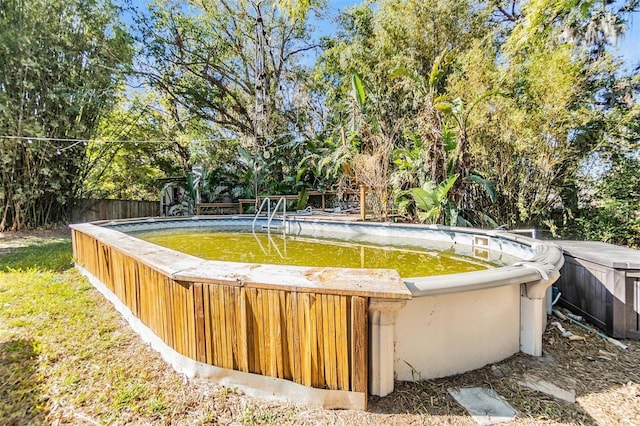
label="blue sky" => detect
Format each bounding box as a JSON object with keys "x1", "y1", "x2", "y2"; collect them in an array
[
  {"x1": 617, "y1": 11, "x2": 640, "y2": 70},
  {"x1": 126, "y1": 0, "x2": 639, "y2": 68}
]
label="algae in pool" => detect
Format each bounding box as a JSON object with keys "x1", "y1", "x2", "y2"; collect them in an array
[{"x1": 136, "y1": 230, "x2": 492, "y2": 278}]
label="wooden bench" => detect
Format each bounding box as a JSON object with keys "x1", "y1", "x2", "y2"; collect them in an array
[
  {"x1": 195, "y1": 203, "x2": 241, "y2": 215},
  {"x1": 252, "y1": 191, "x2": 359, "y2": 212},
  {"x1": 201, "y1": 191, "x2": 361, "y2": 215}
]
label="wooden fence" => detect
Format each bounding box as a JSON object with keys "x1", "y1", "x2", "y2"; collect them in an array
[
  {"x1": 70, "y1": 224, "x2": 411, "y2": 408},
  {"x1": 71, "y1": 199, "x2": 158, "y2": 223}
]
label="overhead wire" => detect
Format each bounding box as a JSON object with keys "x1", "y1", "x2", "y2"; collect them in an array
[
  {"x1": 0, "y1": 134, "x2": 240, "y2": 144},
  {"x1": 0, "y1": 131, "x2": 304, "y2": 150}
]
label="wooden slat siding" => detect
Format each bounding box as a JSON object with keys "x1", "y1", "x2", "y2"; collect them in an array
[
  {"x1": 302, "y1": 293, "x2": 313, "y2": 387},
  {"x1": 237, "y1": 288, "x2": 249, "y2": 372},
  {"x1": 225, "y1": 286, "x2": 236, "y2": 369},
  {"x1": 103, "y1": 242, "x2": 114, "y2": 289},
  {"x1": 257, "y1": 288, "x2": 268, "y2": 375},
  {"x1": 223, "y1": 286, "x2": 235, "y2": 369},
  {"x1": 176, "y1": 280, "x2": 191, "y2": 358},
  {"x1": 336, "y1": 296, "x2": 350, "y2": 390},
  {"x1": 350, "y1": 296, "x2": 368, "y2": 397},
  {"x1": 610, "y1": 269, "x2": 626, "y2": 338},
  {"x1": 122, "y1": 252, "x2": 133, "y2": 309},
  {"x1": 168, "y1": 279, "x2": 181, "y2": 355},
  {"x1": 308, "y1": 293, "x2": 319, "y2": 387},
  {"x1": 112, "y1": 250, "x2": 125, "y2": 302},
  {"x1": 261, "y1": 289, "x2": 272, "y2": 377},
  {"x1": 290, "y1": 292, "x2": 301, "y2": 384},
  {"x1": 329, "y1": 295, "x2": 340, "y2": 389},
  {"x1": 202, "y1": 285, "x2": 214, "y2": 365},
  {"x1": 314, "y1": 293, "x2": 325, "y2": 388},
  {"x1": 186, "y1": 282, "x2": 197, "y2": 360},
  {"x1": 72, "y1": 229, "x2": 377, "y2": 397},
  {"x1": 246, "y1": 287, "x2": 257, "y2": 373},
  {"x1": 279, "y1": 291, "x2": 291, "y2": 380},
  {"x1": 96, "y1": 242, "x2": 109, "y2": 289},
  {"x1": 156, "y1": 273, "x2": 169, "y2": 347},
  {"x1": 210, "y1": 285, "x2": 221, "y2": 367},
  {"x1": 323, "y1": 294, "x2": 337, "y2": 390},
  {"x1": 295, "y1": 293, "x2": 306, "y2": 386},
  {"x1": 286, "y1": 291, "x2": 297, "y2": 381},
  {"x1": 71, "y1": 229, "x2": 78, "y2": 262},
  {"x1": 211, "y1": 285, "x2": 223, "y2": 367},
  {"x1": 230, "y1": 286, "x2": 243, "y2": 370},
  {"x1": 219, "y1": 286, "x2": 231, "y2": 369},
  {"x1": 148, "y1": 270, "x2": 162, "y2": 344},
  {"x1": 193, "y1": 284, "x2": 207, "y2": 363},
  {"x1": 265, "y1": 289, "x2": 275, "y2": 377},
  {"x1": 131, "y1": 260, "x2": 141, "y2": 317},
  {"x1": 321, "y1": 294, "x2": 330, "y2": 387},
  {"x1": 271, "y1": 290, "x2": 284, "y2": 378},
  {"x1": 271, "y1": 290, "x2": 281, "y2": 378}
]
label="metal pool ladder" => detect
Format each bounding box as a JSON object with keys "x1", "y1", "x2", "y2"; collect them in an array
[{"x1": 252, "y1": 196, "x2": 287, "y2": 231}]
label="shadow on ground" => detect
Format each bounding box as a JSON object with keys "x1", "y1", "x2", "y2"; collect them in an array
[
  {"x1": 0, "y1": 338, "x2": 44, "y2": 425},
  {"x1": 0, "y1": 239, "x2": 72, "y2": 272}
]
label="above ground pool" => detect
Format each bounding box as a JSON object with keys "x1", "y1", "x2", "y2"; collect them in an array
[{"x1": 71, "y1": 215, "x2": 564, "y2": 410}]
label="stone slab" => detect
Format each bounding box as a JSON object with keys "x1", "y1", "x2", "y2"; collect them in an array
[
  {"x1": 448, "y1": 387, "x2": 517, "y2": 425},
  {"x1": 518, "y1": 374, "x2": 576, "y2": 403}
]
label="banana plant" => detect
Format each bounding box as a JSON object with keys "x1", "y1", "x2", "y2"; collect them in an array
[{"x1": 410, "y1": 174, "x2": 459, "y2": 223}]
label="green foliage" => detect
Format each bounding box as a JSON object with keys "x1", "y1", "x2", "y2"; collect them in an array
[
  {"x1": 410, "y1": 175, "x2": 459, "y2": 223},
  {"x1": 314, "y1": 1, "x2": 500, "y2": 223},
  {"x1": 133, "y1": 0, "x2": 323, "y2": 199},
  {"x1": 0, "y1": 0, "x2": 132, "y2": 230},
  {"x1": 84, "y1": 94, "x2": 196, "y2": 201},
  {"x1": 442, "y1": 0, "x2": 639, "y2": 230},
  {"x1": 351, "y1": 74, "x2": 366, "y2": 113},
  {"x1": 296, "y1": 187, "x2": 310, "y2": 211},
  {"x1": 576, "y1": 154, "x2": 640, "y2": 247}
]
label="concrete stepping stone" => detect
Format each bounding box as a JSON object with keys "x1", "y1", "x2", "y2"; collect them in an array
[
  {"x1": 518, "y1": 374, "x2": 576, "y2": 403},
  {"x1": 448, "y1": 387, "x2": 518, "y2": 425}
]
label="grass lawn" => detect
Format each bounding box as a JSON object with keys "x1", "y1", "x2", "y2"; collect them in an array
[
  {"x1": 1, "y1": 233, "x2": 639, "y2": 425},
  {"x1": 0, "y1": 234, "x2": 302, "y2": 425}
]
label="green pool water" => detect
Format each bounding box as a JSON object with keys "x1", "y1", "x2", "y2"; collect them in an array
[{"x1": 136, "y1": 230, "x2": 492, "y2": 278}]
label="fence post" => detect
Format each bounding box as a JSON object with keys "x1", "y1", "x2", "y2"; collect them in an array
[{"x1": 360, "y1": 185, "x2": 366, "y2": 221}]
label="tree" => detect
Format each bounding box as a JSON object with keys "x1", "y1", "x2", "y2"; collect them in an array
[
  {"x1": 313, "y1": 0, "x2": 638, "y2": 233},
  {"x1": 135, "y1": 0, "x2": 323, "y2": 197},
  {"x1": 0, "y1": 0, "x2": 132, "y2": 230},
  {"x1": 312, "y1": 0, "x2": 492, "y2": 221},
  {"x1": 574, "y1": 69, "x2": 640, "y2": 247},
  {"x1": 82, "y1": 93, "x2": 208, "y2": 201},
  {"x1": 446, "y1": 0, "x2": 639, "y2": 231}
]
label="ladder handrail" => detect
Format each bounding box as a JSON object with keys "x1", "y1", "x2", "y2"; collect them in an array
[
  {"x1": 252, "y1": 197, "x2": 271, "y2": 230},
  {"x1": 252, "y1": 196, "x2": 287, "y2": 257},
  {"x1": 267, "y1": 196, "x2": 286, "y2": 230}
]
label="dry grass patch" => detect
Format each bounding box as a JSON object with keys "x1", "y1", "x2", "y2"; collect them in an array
[{"x1": 1, "y1": 232, "x2": 639, "y2": 425}]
